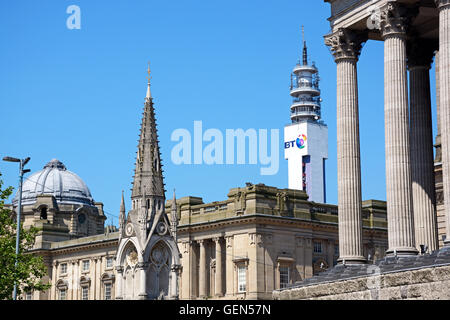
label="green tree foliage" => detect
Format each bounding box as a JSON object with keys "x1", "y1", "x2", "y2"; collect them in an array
[{"x1": 0, "y1": 173, "x2": 50, "y2": 300}]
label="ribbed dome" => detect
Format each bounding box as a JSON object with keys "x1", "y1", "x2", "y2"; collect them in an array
[{"x1": 13, "y1": 159, "x2": 95, "y2": 206}]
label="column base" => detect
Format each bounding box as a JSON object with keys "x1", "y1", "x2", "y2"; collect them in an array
[
  {"x1": 337, "y1": 256, "x2": 367, "y2": 265},
  {"x1": 386, "y1": 247, "x2": 418, "y2": 257}
]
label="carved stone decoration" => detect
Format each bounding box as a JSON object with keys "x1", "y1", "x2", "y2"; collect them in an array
[
  {"x1": 276, "y1": 192, "x2": 289, "y2": 214},
  {"x1": 234, "y1": 190, "x2": 246, "y2": 214},
  {"x1": 150, "y1": 243, "x2": 169, "y2": 267},
  {"x1": 156, "y1": 221, "x2": 168, "y2": 236},
  {"x1": 225, "y1": 235, "x2": 233, "y2": 248},
  {"x1": 126, "y1": 248, "x2": 138, "y2": 267},
  {"x1": 379, "y1": 2, "x2": 417, "y2": 39},
  {"x1": 324, "y1": 28, "x2": 365, "y2": 62},
  {"x1": 125, "y1": 223, "x2": 134, "y2": 237}
]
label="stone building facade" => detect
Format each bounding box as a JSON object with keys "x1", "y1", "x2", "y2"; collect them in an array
[{"x1": 168, "y1": 183, "x2": 388, "y2": 300}]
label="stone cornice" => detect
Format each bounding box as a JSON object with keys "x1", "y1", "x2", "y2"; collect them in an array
[
  {"x1": 177, "y1": 213, "x2": 387, "y2": 235},
  {"x1": 324, "y1": 28, "x2": 366, "y2": 62},
  {"x1": 29, "y1": 237, "x2": 118, "y2": 256}
]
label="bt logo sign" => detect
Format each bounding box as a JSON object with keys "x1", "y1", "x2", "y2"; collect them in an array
[{"x1": 285, "y1": 134, "x2": 307, "y2": 149}]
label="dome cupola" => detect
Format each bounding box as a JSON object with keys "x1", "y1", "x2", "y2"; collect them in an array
[{"x1": 13, "y1": 159, "x2": 95, "y2": 206}]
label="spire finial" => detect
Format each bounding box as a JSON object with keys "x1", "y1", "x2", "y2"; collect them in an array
[
  {"x1": 302, "y1": 26, "x2": 308, "y2": 66},
  {"x1": 146, "y1": 61, "x2": 152, "y2": 99},
  {"x1": 302, "y1": 25, "x2": 305, "y2": 45}
]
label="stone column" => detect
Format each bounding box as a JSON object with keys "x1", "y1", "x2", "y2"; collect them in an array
[
  {"x1": 437, "y1": 0, "x2": 450, "y2": 246},
  {"x1": 380, "y1": 3, "x2": 418, "y2": 256},
  {"x1": 407, "y1": 41, "x2": 438, "y2": 252},
  {"x1": 213, "y1": 237, "x2": 223, "y2": 297},
  {"x1": 436, "y1": 50, "x2": 442, "y2": 162},
  {"x1": 198, "y1": 240, "x2": 207, "y2": 298},
  {"x1": 325, "y1": 29, "x2": 366, "y2": 264},
  {"x1": 115, "y1": 266, "x2": 123, "y2": 299},
  {"x1": 137, "y1": 262, "x2": 147, "y2": 300}
]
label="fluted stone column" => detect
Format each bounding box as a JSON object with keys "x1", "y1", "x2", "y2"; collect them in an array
[
  {"x1": 213, "y1": 238, "x2": 223, "y2": 297},
  {"x1": 408, "y1": 42, "x2": 438, "y2": 252},
  {"x1": 437, "y1": 0, "x2": 450, "y2": 246},
  {"x1": 198, "y1": 240, "x2": 207, "y2": 298},
  {"x1": 436, "y1": 51, "x2": 442, "y2": 162},
  {"x1": 381, "y1": 3, "x2": 418, "y2": 256},
  {"x1": 325, "y1": 29, "x2": 366, "y2": 264}
]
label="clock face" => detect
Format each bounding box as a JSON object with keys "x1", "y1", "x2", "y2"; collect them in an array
[
  {"x1": 78, "y1": 213, "x2": 86, "y2": 224},
  {"x1": 125, "y1": 223, "x2": 134, "y2": 236}
]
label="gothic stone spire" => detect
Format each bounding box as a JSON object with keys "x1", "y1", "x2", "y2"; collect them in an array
[{"x1": 131, "y1": 63, "x2": 165, "y2": 201}]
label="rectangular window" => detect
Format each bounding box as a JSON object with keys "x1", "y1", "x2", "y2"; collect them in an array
[
  {"x1": 104, "y1": 283, "x2": 112, "y2": 300},
  {"x1": 59, "y1": 288, "x2": 66, "y2": 300},
  {"x1": 313, "y1": 241, "x2": 322, "y2": 253},
  {"x1": 26, "y1": 292, "x2": 32, "y2": 300},
  {"x1": 279, "y1": 266, "x2": 290, "y2": 289},
  {"x1": 106, "y1": 257, "x2": 113, "y2": 269},
  {"x1": 81, "y1": 286, "x2": 89, "y2": 300},
  {"x1": 237, "y1": 265, "x2": 246, "y2": 293},
  {"x1": 82, "y1": 260, "x2": 90, "y2": 272},
  {"x1": 60, "y1": 263, "x2": 67, "y2": 275}
]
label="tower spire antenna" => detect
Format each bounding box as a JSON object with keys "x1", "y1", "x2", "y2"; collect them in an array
[
  {"x1": 146, "y1": 61, "x2": 152, "y2": 99},
  {"x1": 302, "y1": 25, "x2": 308, "y2": 66}
]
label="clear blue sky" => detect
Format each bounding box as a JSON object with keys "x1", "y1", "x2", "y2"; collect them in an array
[{"x1": 0, "y1": 1, "x2": 438, "y2": 226}]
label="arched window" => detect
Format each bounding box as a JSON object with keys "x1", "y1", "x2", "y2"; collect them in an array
[{"x1": 40, "y1": 207, "x2": 47, "y2": 220}]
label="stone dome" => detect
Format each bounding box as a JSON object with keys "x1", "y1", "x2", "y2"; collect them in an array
[{"x1": 13, "y1": 159, "x2": 95, "y2": 206}]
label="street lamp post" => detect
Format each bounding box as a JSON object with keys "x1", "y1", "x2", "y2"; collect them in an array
[{"x1": 3, "y1": 156, "x2": 30, "y2": 300}]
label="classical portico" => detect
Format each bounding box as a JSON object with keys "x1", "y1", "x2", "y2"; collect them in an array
[{"x1": 324, "y1": 0, "x2": 448, "y2": 259}]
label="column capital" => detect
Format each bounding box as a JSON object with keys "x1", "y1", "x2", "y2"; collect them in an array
[
  {"x1": 212, "y1": 237, "x2": 222, "y2": 243},
  {"x1": 324, "y1": 29, "x2": 366, "y2": 62},
  {"x1": 380, "y1": 2, "x2": 417, "y2": 39},
  {"x1": 407, "y1": 39, "x2": 437, "y2": 69},
  {"x1": 196, "y1": 239, "x2": 206, "y2": 245},
  {"x1": 436, "y1": 0, "x2": 450, "y2": 9}
]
